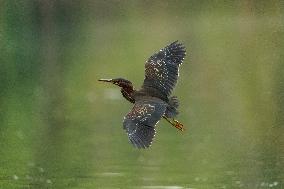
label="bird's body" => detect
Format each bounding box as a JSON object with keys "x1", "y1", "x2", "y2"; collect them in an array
[{"x1": 99, "y1": 41, "x2": 186, "y2": 148}]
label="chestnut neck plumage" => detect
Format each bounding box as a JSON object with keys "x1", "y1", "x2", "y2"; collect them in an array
[{"x1": 121, "y1": 85, "x2": 135, "y2": 103}]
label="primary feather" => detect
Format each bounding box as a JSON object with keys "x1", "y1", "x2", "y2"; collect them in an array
[{"x1": 141, "y1": 41, "x2": 186, "y2": 101}]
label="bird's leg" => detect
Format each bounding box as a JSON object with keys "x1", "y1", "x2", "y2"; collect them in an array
[{"x1": 163, "y1": 116, "x2": 185, "y2": 131}]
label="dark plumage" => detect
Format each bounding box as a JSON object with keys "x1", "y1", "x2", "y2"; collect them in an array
[
  {"x1": 123, "y1": 96, "x2": 167, "y2": 148},
  {"x1": 99, "y1": 41, "x2": 186, "y2": 148},
  {"x1": 141, "y1": 41, "x2": 186, "y2": 101}
]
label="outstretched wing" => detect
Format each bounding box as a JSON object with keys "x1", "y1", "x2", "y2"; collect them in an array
[
  {"x1": 141, "y1": 41, "x2": 186, "y2": 100},
  {"x1": 123, "y1": 97, "x2": 167, "y2": 148}
]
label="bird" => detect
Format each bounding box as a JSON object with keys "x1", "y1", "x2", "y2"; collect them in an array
[{"x1": 98, "y1": 41, "x2": 186, "y2": 148}]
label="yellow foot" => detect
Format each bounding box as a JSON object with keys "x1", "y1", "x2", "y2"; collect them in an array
[
  {"x1": 163, "y1": 116, "x2": 185, "y2": 132},
  {"x1": 173, "y1": 119, "x2": 185, "y2": 131}
]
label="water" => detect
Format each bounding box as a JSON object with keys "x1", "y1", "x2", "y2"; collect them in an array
[{"x1": 1, "y1": 1, "x2": 284, "y2": 188}]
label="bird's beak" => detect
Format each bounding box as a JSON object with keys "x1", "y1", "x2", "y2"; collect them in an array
[{"x1": 98, "y1": 79, "x2": 113, "y2": 83}]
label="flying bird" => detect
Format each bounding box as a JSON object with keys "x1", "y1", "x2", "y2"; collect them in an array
[{"x1": 99, "y1": 41, "x2": 186, "y2": 148}]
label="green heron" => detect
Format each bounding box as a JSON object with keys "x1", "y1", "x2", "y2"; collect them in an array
[{"x1": 99, "y1": 41, "x2": 186, "y2": 148}]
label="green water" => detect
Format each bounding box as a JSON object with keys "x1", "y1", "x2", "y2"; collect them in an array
[{"x1": 1, "y1": 1, "x2": 284, "y2": 188}]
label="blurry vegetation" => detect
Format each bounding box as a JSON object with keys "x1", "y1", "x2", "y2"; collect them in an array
[{"x1": 0, "y1": 0, "x2": 284, "y2": 188}]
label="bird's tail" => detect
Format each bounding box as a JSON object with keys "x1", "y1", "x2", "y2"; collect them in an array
[{"x1": 165, "y1": 96, "x2": 179, "y2": 118}]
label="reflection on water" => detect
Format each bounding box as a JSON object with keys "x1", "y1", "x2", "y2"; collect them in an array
[
  {"x1": 4, "y1": 167, "x2": 282, "y2": 189},
  {"x1": 1, "y1": 1, "x2": 284, "y2": 189},
  {"x1": 99, "y1": 172, "x2": 124, "y2": 177},
  {"x1": 140, "y1": 186, "x2": 184, "y2": 189},
  {"x1": 0, "y1": 158, "x2": 283, "y2": 188}
]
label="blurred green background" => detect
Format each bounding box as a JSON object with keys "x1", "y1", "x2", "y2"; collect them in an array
[{"x1": 1, "y1": 0, "x2": 284, "y2": 188}]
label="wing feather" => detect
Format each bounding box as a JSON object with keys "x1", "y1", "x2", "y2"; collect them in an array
[
  {"x1": 141, "y1": 41, "x2": 186, "y2": 100},
  {"x1": 123, "y1": 97, "x2": 167, "y2": 148}
]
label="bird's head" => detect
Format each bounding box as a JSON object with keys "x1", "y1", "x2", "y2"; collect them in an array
[{"x1": 98, "y1": 78, "x2": 133, "y2": 88}]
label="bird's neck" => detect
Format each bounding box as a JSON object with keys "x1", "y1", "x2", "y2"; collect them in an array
[{"x1": 121, "y1": 86, "x2": 135, "y2": 103}]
